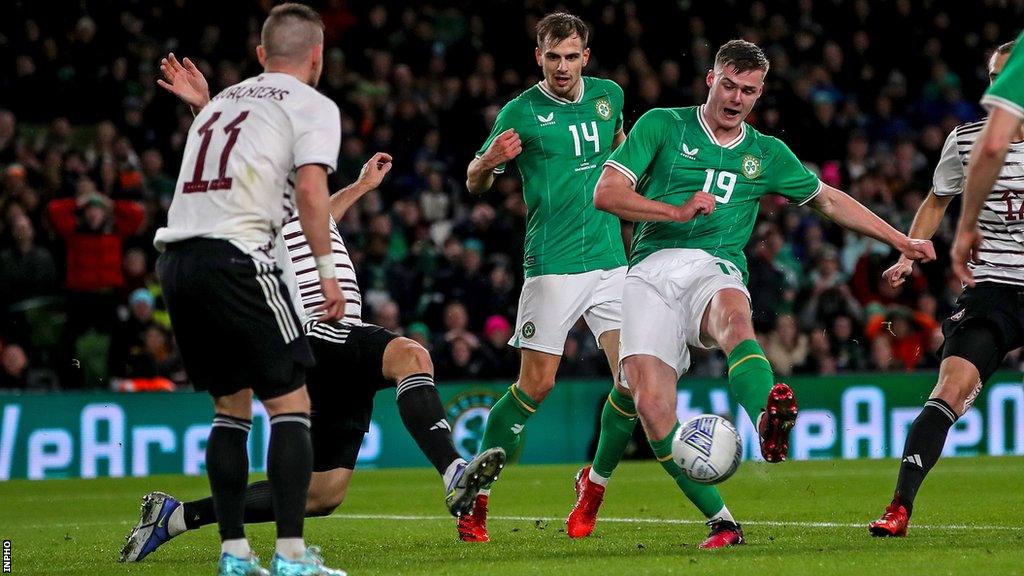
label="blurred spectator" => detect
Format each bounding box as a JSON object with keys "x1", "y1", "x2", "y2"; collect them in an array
[
  {"x1": 0, "y1": 213, "x2": 57, "y2": 309},
  {"x1": 0, "y1": 342, "x2": 29, "y2": 388},
  {"x1": 763, "y1": 313, "x2": 809, "y2": 376},
  {"x1": 481, "y1": 314, "x2": 517, "y2": 378},
  {"x1": 864, "y1": 305, "x2": 941, "y2": 370}
]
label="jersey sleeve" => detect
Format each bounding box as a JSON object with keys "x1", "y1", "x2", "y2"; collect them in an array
[
  {"x1": 291, "y1": 94, "x2": 341, "y2": 173},
  {"x1": 981, "y1": 30, "x2": 1024, "y2": 119},
  {"x1": 604, "y1": 108, "x2": 670, "y2": 187},
  {"x1": 931, "y1": 128, "x2": 964, "y2": 196},
  {"x1": 475, "y1": 101, "x2": 518, "y2": 174},
  {"x1": 767, "y1": 137, "x2": 822, "y2": 205}
]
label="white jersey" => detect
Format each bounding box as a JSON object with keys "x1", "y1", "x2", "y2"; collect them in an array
[
  {"x1": 275, "y1": 216, "x2": 364, "y2": 341},
  {"x1": 933, "y1": 120, "x2": 1024, "y2": 287},
  {"x1": 155, "y1": 72, "x2": 341, "y2": 265}
]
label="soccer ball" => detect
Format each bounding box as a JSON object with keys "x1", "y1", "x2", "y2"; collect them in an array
[{"x1": 672, "y1": 414, "x2": 742, "y2": 484}]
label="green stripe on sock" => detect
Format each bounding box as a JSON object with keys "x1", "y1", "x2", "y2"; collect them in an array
[
  {"x1": 592, "y1": 388, "x2": 638, "y2": 479},
  {"x1": 727, "y1": 339, "x2": 774, "y2": 427},
  {"x1": 648, "y1": 423, "x2": 726, "y2": 518}
]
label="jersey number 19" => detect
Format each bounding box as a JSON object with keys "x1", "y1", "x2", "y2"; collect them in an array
[{"x1": 183, "y1": 110, "x2": 250, "y2": 193}]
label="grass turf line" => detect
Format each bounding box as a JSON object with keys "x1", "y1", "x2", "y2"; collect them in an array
[{"x1": 1, "y1": 457, "x2": 1022, "y2": 575}]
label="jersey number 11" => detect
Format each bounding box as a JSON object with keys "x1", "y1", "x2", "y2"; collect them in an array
[{"x1": 183, "y1": 111, "x2": 250, "y2": 193}]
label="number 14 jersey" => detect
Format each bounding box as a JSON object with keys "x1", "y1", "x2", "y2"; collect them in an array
[
  {"x1": 477, "y1": 77, "x2": 628, "y2": 277},
  {"x1": 155, "y1": 72, "x2": 341, "y2": 264}
]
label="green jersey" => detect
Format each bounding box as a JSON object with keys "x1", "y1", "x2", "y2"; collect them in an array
[
  {"x1": 982, "y1": 29, "x2": 1024, "y2": 118},
  {"x1": 476, "y1": 77, "x2": 628, "y2": 277},
  {"x1": 605, "y1": 106, "x2": 820, "y2": 280}
]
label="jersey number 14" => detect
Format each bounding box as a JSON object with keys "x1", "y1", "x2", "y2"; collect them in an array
[
  {"x1": 183, "y1": 111, "x2": 250, "y2": 193},
  {"x1": 569, "y1": 121, "x2": 600, "y2": 157}
]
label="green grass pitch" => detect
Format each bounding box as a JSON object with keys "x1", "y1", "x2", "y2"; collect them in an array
[{"x1": 2, "y1": 457, "x2": 1023, "y2": 575}]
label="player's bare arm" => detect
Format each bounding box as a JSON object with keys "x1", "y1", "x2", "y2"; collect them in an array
[
  {"x1": 594, "y1": 166, "x2": 715, "y2": 222},
  {"x1": 329, "y1": 152, "x2": 393, "y2": 222},
  {"x1": 883, "y1": 190, "x2": 953, "y2": 288},
  {"x1": 953, "y1": 106, "x2": 1024, "y2": 286},
  {"x1": 808, "y1": 183, "x2": 936, "y2": 263},
  {"x1": 157, "y1": 53, "x2": 210, "y2": 116},
  {"x1": 295, "y1": 163, "x2": 345, "y2": 322},
  {"x1": 611, "y1": 129, "x2": 626, "y2": 150},
  {"x1": 466, "y1": 128, "x2": 521, "y2": 194}
]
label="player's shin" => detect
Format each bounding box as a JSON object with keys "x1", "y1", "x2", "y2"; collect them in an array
[
  {"x1": 648, "y1": 422, "x2": 728, "y2": 519},
  {"x1": 480, "y1": 383, "x2": 539, "y2": 462},
  {"x1": 207, "y1": 414, "x2": 252, "y2": 557},
  {"x1": 267, "y1": 412, "x2": 313, "y2": 560},
  {"x1": 396, "y1": 373, "x2": 464, "y2": 477},
  {"x1": 726, "y1": 339, "x2": 774, "y2": 425},
  {"x1": 590, "y1": 387, "x2": 638, "y2": 484},
  {"x1": 894, "y1": 397, "x2": 958, "y2": 516}
]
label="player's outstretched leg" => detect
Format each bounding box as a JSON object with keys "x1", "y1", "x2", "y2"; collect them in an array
[
  {"x1": 447, "y1": 448, "x2": 506, "y2": 517},
  {"x1": 628, "y1": 354, "x2": 743, "y2": 549},
  {"x1": 870, "y1": 351, "x2": 987, "y2": 537},
  {"x1": 726, "y1": 339, "x2": 797, "y2": 462},
  {"x1": 567, "y1": 387, "x2": 637, "y2": 538}
]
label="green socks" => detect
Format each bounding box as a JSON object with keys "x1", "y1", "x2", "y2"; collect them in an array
[
  {"x1": 649, "y1": 423, "x2": 726, "y2": 518},
  {"x1": 591, "y1": 387, "x2": 639, "y2": 480},
  {"x1": 727, "y1": 339, "x2": 774, "y2": 426},
  {"x1": 480, "y1": 384, "x2": 539, "y2": 461}
]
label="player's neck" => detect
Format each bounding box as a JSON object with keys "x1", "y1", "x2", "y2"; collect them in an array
[
  {"x1": 699, "y1": 106, "x2": 742, "y2": 146},
  {"x1": 263, "y1": 63, "x2": 313, "y2": 86},
  {"x1": 543, "y1": 78, "x2": 582, "y2": 102}
]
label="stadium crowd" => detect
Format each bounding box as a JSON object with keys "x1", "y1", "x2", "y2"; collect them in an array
[{"x1": 0, "y1": 0, "x2": 1022, "y2": 390}]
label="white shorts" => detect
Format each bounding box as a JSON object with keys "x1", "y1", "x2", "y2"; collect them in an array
[
  {"x1": 620, "y1": 249, "x2": 749, "y2": 378},
  {"x1": 509, "y1": 267, "x2": 626, "y2": 355}
]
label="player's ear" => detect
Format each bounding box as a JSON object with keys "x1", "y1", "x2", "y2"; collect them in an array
[
  {"x1": 582, "y1": 47, "x2": 591, "y2": 67},
  {"x1": 706, "y1": 69, "x2": 715, "y2": 88},
  {"x1": 535, "y1": 47, "x2": 543, "y2": 67},
  {"x1": 256, "y1": 45, "x2": 267, "y2": 67}
]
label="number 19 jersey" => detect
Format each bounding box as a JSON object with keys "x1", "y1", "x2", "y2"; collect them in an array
[
  {"x1": 605, "y1": 106, "x2": 820, "y2": 280},
  {"x1": 155, "y1": 72, "x2": 341, "y2": 264},
  {"x1": 476, "y1": 77, "x2": 628, "y2": 277}
]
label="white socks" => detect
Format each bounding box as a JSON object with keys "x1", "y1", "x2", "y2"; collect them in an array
[
  {"x1": 167, "y1": 504, "x2": 187, "y2": 537},
  {"x1": 275, "y1": 538, "x2": 306, "y2": 560},
  {"x1": 443, "y1": 458, "x2": 467, "y2": 488},
  {"x1": 221, "y1": 538, "x2": 251, "y2": 558},
  {"x1": 710, "y1": 505, "x2": 736, "y2": 525},
  {"x1": 588, "y1": 467, "x2": 609, "y2": 487}
]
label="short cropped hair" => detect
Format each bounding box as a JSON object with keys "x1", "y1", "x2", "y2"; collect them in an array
[
  {"x1": 261, "y1": 3, "x2": 324, "y2": 61},
  {"x1": 535, "y1": 12, "x2": 589, "y2": 50},
  {"x1": 715, "y1": 39, "x2": 770, "y2": 75},
  {"x1": 996, "y1": 40, "x2": 1016, "y2": 55}
]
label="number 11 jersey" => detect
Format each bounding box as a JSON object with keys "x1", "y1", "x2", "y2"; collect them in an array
[
  {"x1": 476, "y1": 77, "x2": 628, "y2": 277},
  {"x1": 155, "y1": 72, "x2": 341, "y2": 264}
]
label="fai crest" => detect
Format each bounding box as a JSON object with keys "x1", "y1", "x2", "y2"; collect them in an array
[
  {"x1": 522, "y1": 321, "x2": 536, "y2": 338},
  {"x1": 445, "y1": 390, "x2": 502, "y2": 460},
  {"x1": 595, "y1": 98, "x2": 612, "y2": 121},
  {"x1": 741, "y1": 154, "x2": 763, "y2": 179}
]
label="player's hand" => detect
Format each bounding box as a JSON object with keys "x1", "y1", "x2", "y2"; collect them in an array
[
  {"x1": 314, "y1": 277, "x2": 346, "y2": 322},
  {"x1": 898, "y1": 237, "x2": 936, "y2": 263},
  {"x1": 157, "y1": 53, "x2": 210, "y2": 112},
  {"x1": 357, "y1": 152, "x2": 393, "y2": 190},
  {"x1": 882, "y1": 257, "x2": 914, "y2": 289},
  {"x1": 673, "y1": 191, "x2": 716, "y2": 222},
  {"x1": 481, "y1": 128, "x2": 522, "y2": 169},
  {"x1": 951, "y1": 227, "x2": 982, "y2": 287}
]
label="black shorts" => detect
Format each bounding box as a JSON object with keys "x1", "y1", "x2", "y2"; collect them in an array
[
  {"x1": 305, "y1": 323, "x2": 401, "y2": 471},
  {"x1": 941, "y1": 282, "x2": 1024, "y2": 382},
  {"x1": 157, "y1": 238, "x2": 314, "y2": 400}
]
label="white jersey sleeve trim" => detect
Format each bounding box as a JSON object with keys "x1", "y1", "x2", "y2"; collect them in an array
[
  {"x1": 981, "y1": 94, "x2": 1024, "y2": 120},
  {"x1": 795, "y1": 180, "x2": 824, "y2": 206},
  {"x1": 604, "y1": 160, "x2": 638, "y2": 187}
]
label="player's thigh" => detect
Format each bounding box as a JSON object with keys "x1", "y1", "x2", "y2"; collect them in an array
[
  {"x1": 510, "y1": 272, "x2": 599, "y2": 356},
  {"x1": 940, "y1": 284, "x2": 1020, "y2": 386},
  {"x1": 619, "y1": 270, "x2": 689, "y2": 380},
  {"x1": 583, "y1": 266, "x2": 627, "y2": 351},
  {"x1": 381, "y1": 336, "x2": 432, "y2": 382},
  {"x1": 517, "y1": 347, "x2": 562, "y2": 400}
]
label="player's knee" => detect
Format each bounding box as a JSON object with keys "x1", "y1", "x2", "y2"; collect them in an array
[
  {"x1": 517, "y1": 372, "x2": 555, "y2": 402},
  {"x1": 404, "y1": 339, "x2": 434, "y2": 374},
  {"x1": 307, "y1": 485, "x2": 347, "y2": 517},
  {"x1": 388, "y1": 338, "x2": 434, "y2": 379}
]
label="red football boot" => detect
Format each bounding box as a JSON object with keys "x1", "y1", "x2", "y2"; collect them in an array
[
  {"x1": 566, "y1": 465, "x2": 606, "y2": 538},
  {"x1": 699, "y1": 519, "x2": 745, "y2": 549},
  {"x1": 868, "y1": 499, "x2": 909, "y2": 537},
  {"x1": 759, "y1": 383, "x2": 798, "y2": 462},
  {"x1": 457, "y1": 494, "x2": 490, "y2": 542}
]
